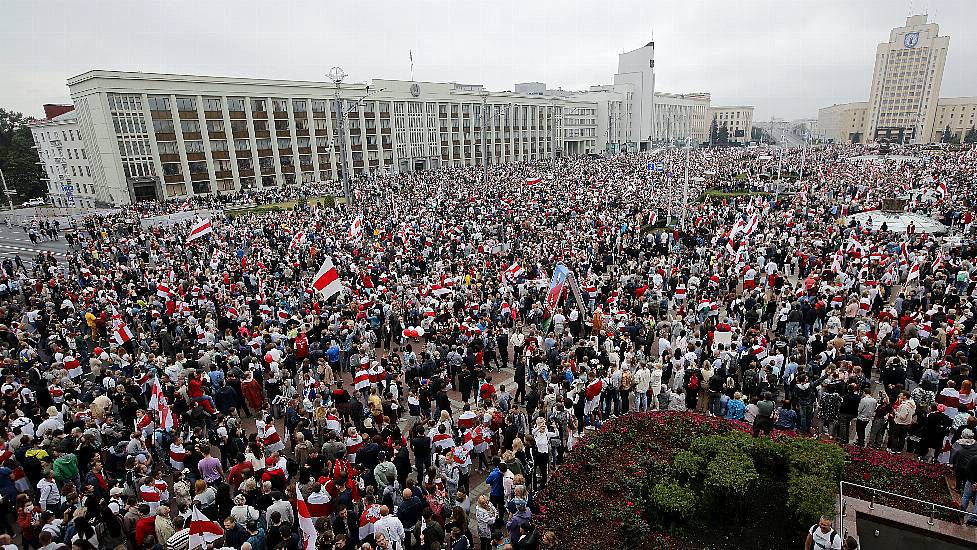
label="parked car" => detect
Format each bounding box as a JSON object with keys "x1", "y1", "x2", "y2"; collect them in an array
[{"x1": 23, "y1": 197, "x2": 46, "y2": 207}]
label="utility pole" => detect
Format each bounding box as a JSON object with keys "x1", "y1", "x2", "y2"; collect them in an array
[
  {"x1": 799, "y1": 128, "x2": 808, "y2": 183},
  {"x1": 328, "y1": 67, "x2": 353, "y2": 206},
  {"x1": 480, "y1": 91, "x2": 489, "y2": 184},
  {"x1": 680, "y1": 136, "x2": 691, "y2": 230},
  {"x1": 0, "y1": 168, "x2": 14, "y2": 211},
  {"x1": 775, "y1": 127, "x2": 785, "y2": 202}
]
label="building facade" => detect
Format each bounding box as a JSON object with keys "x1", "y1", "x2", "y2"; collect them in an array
[
  {"x1": 930, "y1": 97, "x2": 977, "y2": 143},
  {"x1": 66, "y1": 71, "x2": 597, "y2": 204},
  {"x1": 817, "y1": 102, "x2": 869, "y2": 143},
  {"x1": 708, "y1": 106, "x2": 754, "y2": 144},
  {"x1": 613, "y1": 42, "x2": 656, "y2": 150},
  {"x1": 652, "y1": 92, "x2": 710, "y2": 145},
  {"x1": 28, "y1": 108, "x2": 100, "y2": 208},
  {"x1": 864, "y1": 14, "x2": 949, "y2": 144}
]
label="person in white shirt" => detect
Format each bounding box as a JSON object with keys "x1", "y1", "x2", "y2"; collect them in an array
[
  {"x1": 373, "y1": 505, "x2": 405, "y2": 550},
  {"x1": 805, "y1": 516, "x2": 842, "y2": 550},
  {"x1": 37, "y1": 471, "x2": 61, "y2": 512},
  {"x1": 36, "y1": 407, "x2": 64, "y2": 439},
  {"x1": 634, "y1": 364, "x2": 652, "y2": 411}
]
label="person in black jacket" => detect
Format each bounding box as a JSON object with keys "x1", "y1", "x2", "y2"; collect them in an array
[
  {"x1": 837, "y1": 384, "x2": 861, "y2": 444},
  {"x1": 331, "y1": 503, "x2": 360, "y2": 550}
]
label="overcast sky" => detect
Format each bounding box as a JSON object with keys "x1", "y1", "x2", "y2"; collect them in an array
[{"x1": 3, "y1": 0, "x2": 975, "y2": 121}]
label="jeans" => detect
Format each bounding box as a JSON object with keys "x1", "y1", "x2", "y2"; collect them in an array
[
  {"x1": 869, "y1": 418, "x2": 889, "y2": 449},
  {"x1": 708, "y1": 392, "x2": 722, "y2": 416},
  {"x1": 636, "y1": 391, "x2": 649, "y2": 412},
  {"x1": 962, "y1": 481, "x2": 977, "y2": 523},
  {"x1": 837, "y1": 414, "x2": 854, "y2": 444},
  {"x1": 620, "y1": 390, "x2": 631, "y2": 414},
  {"x1": 855, "y1": 419, "x2": 870, "y2": 447},
  {"x1": 798, "y1": 404, "x2": 814, "y2": 433},
  {"x1": 888, "y1": 423, "x2": 909, "y2": 452}
]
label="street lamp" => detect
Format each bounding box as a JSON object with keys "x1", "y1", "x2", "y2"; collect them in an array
[
  {"x1": 328, "y1": 67, "x2": 353, "y2": 206},
  {"x1": 480, "y1": 91, "x2": 489, "y2": 184},
  {"x1": 680, "y1": 136, "x2": 692, "y2": 230}
]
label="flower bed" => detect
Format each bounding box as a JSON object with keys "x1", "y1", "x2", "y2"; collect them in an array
[{"x1": 537, "y1": 412, "x2": 954, "y2": 550}]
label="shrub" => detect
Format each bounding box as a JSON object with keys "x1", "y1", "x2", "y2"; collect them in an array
[
  {"x1": 788, "y1": 473, "x2": 837, "y2": 526},
  {"x1": 704, "y1": 450, "x2": 758, "y2": 497},
  {"x1": 673, "y1": 451, "x2": 706, "y2": 482},
  {"x1": 784, "y1": 438, "x2": 845, "y2": 478},
  {"x1": 651, "y1": 480, "x2": 697, "y2": 520}
]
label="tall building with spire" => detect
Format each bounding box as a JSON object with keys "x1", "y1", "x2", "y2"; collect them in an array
[{"x1": 864, "y1": 14, "x2": 949, "y2": 144}]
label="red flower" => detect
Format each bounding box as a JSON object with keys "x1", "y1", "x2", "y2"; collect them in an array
[{"x1": 862, "y1": 473, "x2": 870, "y2": 481}]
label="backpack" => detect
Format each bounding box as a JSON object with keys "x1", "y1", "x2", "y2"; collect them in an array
[{"x1": 688, "y1": 373, "x2": 700, "y2": 391}]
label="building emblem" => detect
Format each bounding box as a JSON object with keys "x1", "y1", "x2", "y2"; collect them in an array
[
  {"x1": 410, "y1": 83, "x2": 420, "y2": 97},
  {"x1": 904, "y1": 32, "x2": 920, "y2": 48}
]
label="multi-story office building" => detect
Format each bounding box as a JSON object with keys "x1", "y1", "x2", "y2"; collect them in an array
[
  {"x1": 817, "y1": 102, "x2": 869, "y2": 143},
  {"x1": 613, "y1": 42, "x2": 656, "y2": 150},
  {"x1": 568, "y1": 85, "x2": 631, "y2": 154},
  {"x1": 861, "y1": 14, "x2": 949, "y2": 144},
  {"x1": 930, "y1": 97, "x2": 977, "y2": 143},
  {"x1": 652, "y1": 92, "x2": 711, "y2": 145},
  {"x1": 66, "y1": 70, "x2": 597, "y2": 204},
  {"x1": 708, "y1": 106, "x2": 754, "y2": 144},
  {"x1": 28, "y1": 106, "x2": 100, "y2": 208}
]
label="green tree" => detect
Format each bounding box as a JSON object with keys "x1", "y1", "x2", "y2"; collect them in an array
[
  {"x1": 0, "y1": 108, "x2": 45, "y2": 200},
  {"x1": 941, "y1": 125, "x2": 953, "y2": 144},
  {"x1": 964, "y1": 126, "x2": 977, "y2": 144},
  {"x1": 717, "y1": 124, "x2": 729, "y2": 146},
  {"x1": 751, "y1": 126, "x2": 763, "y2": 143},
  {"x1": 709, "y1": 116, "x2": 718, "y2": 146}
]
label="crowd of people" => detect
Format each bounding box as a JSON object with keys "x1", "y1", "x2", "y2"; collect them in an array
[{"x1": 1, "y1": 142, "x2": 976, "y2": 550}]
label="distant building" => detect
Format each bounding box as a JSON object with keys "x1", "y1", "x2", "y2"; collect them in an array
[
  {"x1": 930, "y1": 97, "x2": 977, "y2": 143},
  {"x1": 708, "y1": 106, "x2": 754, "y2": 144},
  {"x1": 29, "y1": 108, "x2": 100, "y2": 208},
  {"x1": 613, "y1": 42, "x2": 656, "y2": 150},
  {"x1": 653, "y1": 92, "x2": 711, "y2": 145},
  {"x1": 817, "y1": 102, "x2": 869, "y2": 143},
  {"x1": 514, "y1": 82, "x2": 546, "y2": 96},
  {"x1": 865, "y1": 14, "x2": 949, "y2": 144}
]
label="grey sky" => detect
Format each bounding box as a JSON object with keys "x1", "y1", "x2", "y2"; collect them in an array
[{"x1": 3, "y1": 0, "x2": 975, "y2": 121}]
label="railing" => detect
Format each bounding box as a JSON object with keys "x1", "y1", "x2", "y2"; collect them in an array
[{"x1": 838, "y1": 481, "x2": 966, "y2": 532}]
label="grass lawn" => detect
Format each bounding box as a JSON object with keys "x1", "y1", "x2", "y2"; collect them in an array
[{"x1": 225, "y1": 195, "x2": 339, "y2": 217}]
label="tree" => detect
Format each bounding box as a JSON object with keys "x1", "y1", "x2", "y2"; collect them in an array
[
  {"x1": 965, "y1": 126, "x2": 977, "y2": 144},
  {"x1": 751, "y1": 127, "x2": 763, "y2": 143},
  {"x1": 941, "y1": 125, "x2": 953, "y2": 144},
  {"x1": 709, "y1": 116, "x2": 718, "y2": 147},
  {"x1": 716, "y1": 124, "x2": 729, "y2": 146},
  {"x1": 0, "y1": 108, "x2": 45, "y2": 200}
]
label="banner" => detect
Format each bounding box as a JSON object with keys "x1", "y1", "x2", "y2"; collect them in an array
[
  {"x1": 566, "y1": 271, "x2": 590, "y2": 316},
  {"x1": 546, "y1": 264, "x2": 570, "y2": 311}
]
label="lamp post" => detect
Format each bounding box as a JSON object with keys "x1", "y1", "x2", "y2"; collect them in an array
[
  {"x1": 775, "y1": 127, "x2": 785, "y2": 202},
  {"x1": 680, "y1": 136, "x2": 692, "y2": 230},
  {"x1": 480, "y1": 91, "x2": 489, "y2": 184},
  {"x1": 328, "y1": 67, "x2": 353, "y2": 206}
]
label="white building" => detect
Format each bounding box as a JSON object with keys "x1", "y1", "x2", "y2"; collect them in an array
[
  {"x1": 613, "y1": 41, "x2": 656, "y2": 150},
  {"x1": 28, "y1": 107, "x2": 100, "y2": 208},
  {"x1": 567, "y1": 85, "x2": 631, "y2": 154},
  {"x1": 865, "y1": 14, "x2": 949, "y2": 143},
  {"x1": 652, "y1": 92, "x2": 710, "y2": 145},
  {"x1": 708, "y1": 106, "x2": 754, "y2": 144},
  {"x1": 66, "y1": 70, "x2": 598, "y2": 204},
  {"x1": 817, "y1": 102, "x2": 869, "y2": 143},
  {"x1": 930, "y1": 96, "x2": 977, "y2": 143}
]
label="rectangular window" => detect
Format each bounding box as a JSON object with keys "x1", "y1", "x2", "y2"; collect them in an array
[
  {"x1": 176, "y1": 97, "x2": 197, "y2": 111},
  {"x1": 203, "y1": 98, "x2": 222, "y2": 111},
  {"x1": 312, "y1": 100, "x2": 328, "y2": 113},
  {"x1": 295, "y1": 118, "x2": 309, "y2": 131},
  {"x1": 227, "y1": 97, "x2": 245, "y2": 111},
  {"x1": 153, "y1": 119, "x2": 175, "y2": 133},
  {"x1": 180, "y1": 119, "x2": 200, "y2": 133},
  {"x1": 272, "y1": 99, "x2": 287, "y2": 112},
  {"x1": 275, "y1": 119, "x2": 289, "y2": 131},
  {"x1": 297, "y1": 137, "x2": 311, "y2": 148},
  {"x1": 259, "y1": 157, "x2": 274, "y2": 169},
  {"x1": 237, "y1": 157, "x2": 252, "y2": 170},
  {"x1": 253, "y1": 120, "x2": 269, "y2": 131},
  {"x1": 351, "y1": 135, "x2": 361, "y2": 146},
  {"x1": 148, "y1": 96, "x2": 170, "y2": 111},
  {"x1": 210, "y1": 139, "x2": 228, "y2": 152},
  {"x1": 157, "y1": 141, "x2": 179, "y2": 155},
  {"x1": 206, "y1": 119, "x2": 225, "y2": 133},
  {"x1": 230, "y1": 120, "x2": 248, "y2": 132},
  {"x1": 234, "y1": 139, "x2": 251, "y2": 151},
  {"x1": 214, "y1": 159, "x2": 232, "y2": 172},
  {"x1": 162, "y1": 162, "x2": 182, "y2": 176},
  {"x1": 292, "y1": 100, "x2": 307, "y2": 112},
  {"x1": 188, "y1": 161, "x2": 208, "y2": 174},
  {"x1": 184, "y1": 140, "x2": 205, "y2": 153},
  {"x1": 251, "y1": 99, "x2": 266, "y2": 112},
  {"x1": 255, "y1": 138, "x2": 272, "y2": 150},
  {"x1": 277, "y1": 138, "x2": 291, "y2": 149},
  {"x1": 314, "y1": 119, "x2": 330, "y2": 130}
]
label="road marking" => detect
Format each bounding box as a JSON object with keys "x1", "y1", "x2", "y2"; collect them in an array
[{"x1": 0, "y1": 243, "x2": 68, "y2": 257}]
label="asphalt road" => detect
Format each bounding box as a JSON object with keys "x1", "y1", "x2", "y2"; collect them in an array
[{"x1": 0, "y1": 224, "x2": 71, "y2": 264}]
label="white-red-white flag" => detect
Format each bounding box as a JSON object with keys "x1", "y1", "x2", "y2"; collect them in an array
[
  {"x1": 348, "y1": 215, "x2": 364, "y2": 243},
  {"x1": 290, "y1": 232, "x2": 307, "y2": 251},
  {"x1": 907, "y1": 262, "x2": 921, "y2": 282},
  {"x1": 295, "y1": 485, "x2": 319, "y2": 550},
  {"x1": 311, "y1": 256, "x2": 343, "y2": 299},
  {"x1": 156, "y1": 282, "x2": 171, "y2": 298},
  {"x1": 149, "y1": 377, "x2": 175, "y2": 431},
  {"x1": 188, "y1": 507, "x2": 223, "y2": 550},
  {"x1": 114, "y1": 321, "x2": 134, "y2": 346},
  {"x1": 186, "y1": 218, "x2": 213, "y2": 243},
  {"x1": 525, "y1": 177, "x2": 541, "y2": 185}
]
